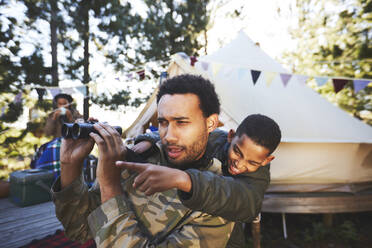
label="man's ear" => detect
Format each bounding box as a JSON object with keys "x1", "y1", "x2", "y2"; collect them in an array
[
  {"x1": 206, "y1": 114, "x2": 219, "y2": 133},
  {"x1": 227, "y1": 129, "x2": 235, "y2": 143},
  {"x1": 262, "y1": 155, "x2": 275, "y2": 166}
]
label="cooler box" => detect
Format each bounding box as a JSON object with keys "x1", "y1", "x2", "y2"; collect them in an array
[{"x1": 9, "y1": 169, "x2": 54, "y2": 207}]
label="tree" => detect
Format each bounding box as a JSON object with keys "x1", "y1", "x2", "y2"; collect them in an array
[
  {"x1": 0, "y1": 0, "x2": 212, "y2": 178},
  {"x1": 282, "y1": 0, "x2": 372, "y2": 125}
]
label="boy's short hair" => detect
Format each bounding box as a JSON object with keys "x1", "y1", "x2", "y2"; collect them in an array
[
  {"x1": 236, "y1": 114, "x2": 281, "y2": 154},
  {"x1": 157, "y1": 74, "x2": 220, "y2": 117}
]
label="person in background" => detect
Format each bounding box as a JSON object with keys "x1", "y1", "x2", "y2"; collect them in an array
[
  {"x1": 44, "y1": 93, "x2": 82, "y2": 138},
  {"x1": 30, "y1": 93, "x2": 89, "y2": 181}
]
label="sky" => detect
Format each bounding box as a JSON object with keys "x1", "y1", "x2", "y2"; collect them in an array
[{"x1": 2, "y1": 0, "x2": 298, "y2": 130}]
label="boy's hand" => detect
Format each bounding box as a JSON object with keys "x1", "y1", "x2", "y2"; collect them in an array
[
  {"x1": 115, "y1": 161, "x2": 192, "y2": 195},
  {"x1": 131, "y1": 141, "x2": 152, "y2": 154}
]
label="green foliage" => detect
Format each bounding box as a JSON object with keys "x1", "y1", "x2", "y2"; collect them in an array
[
  {"x1": 282, "y1": 0, "x2": 372, "y2": 125},
  {"x1": 0, "y1": 0, "x2": 211, "y2": 177}
]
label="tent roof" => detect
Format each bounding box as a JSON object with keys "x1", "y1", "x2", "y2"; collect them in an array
[
  {"x1": 197, "y1": 31, "x2": 372, "y2": 143},
  {"x1": 125, "y1": 31, "x2": 372, "y2": 143}
]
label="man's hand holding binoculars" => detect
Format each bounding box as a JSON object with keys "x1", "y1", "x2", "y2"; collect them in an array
[
  {"x1": 60, "y1": 119, "x2": 125, "y2": 203},
  {"x1": 89, "y1": 122, "x2": 127, "y2": 203}
]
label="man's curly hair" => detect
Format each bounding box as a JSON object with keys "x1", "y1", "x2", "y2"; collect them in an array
[{"x1": 157, "y1": 74, "x2": 220, "y2": 117}]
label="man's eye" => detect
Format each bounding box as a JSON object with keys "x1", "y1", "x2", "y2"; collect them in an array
[{"x1": 177, "y1": 121, "x2": 188, "y2": 124}]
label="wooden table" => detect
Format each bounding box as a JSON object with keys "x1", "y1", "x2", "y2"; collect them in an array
[{"x1": 0, "y1": 198, "x2": 62, "y2": 248}]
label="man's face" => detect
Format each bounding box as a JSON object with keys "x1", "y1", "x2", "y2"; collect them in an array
[
  {"x1": 227, "y1": 131, "x2": 274, "y2": 175},
  {"x1": 56, "y1": 98, "x2": 69, "y2": 108},
  {"x1": 157, "y1": 93, "x2": 213, "y2": 166}
]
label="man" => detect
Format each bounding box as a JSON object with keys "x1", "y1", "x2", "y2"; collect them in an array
[
  {"x1": 53, "y1": 74, "x2": 239, "y2": 247},
  {"x1": 119, "y1": 114, "x2": 280, "y2": 247}
]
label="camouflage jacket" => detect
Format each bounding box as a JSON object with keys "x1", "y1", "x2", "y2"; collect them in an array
[
  {"x1": 52, "y1": 140, "x2": 234, "y2": 247},
  {"x1": 136, "y1": 129, "x2": 270, "y2": 222}
]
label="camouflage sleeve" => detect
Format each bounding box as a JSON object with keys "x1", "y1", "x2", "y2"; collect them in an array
[
  {"x1": 51, "y1": 174, "x2": 101, "y2": 242},
  {"x1": 87, "y1": 195, "x2": 233, "y2": 247},
  {"x1": 134, "y1": 131, "x2": 160, "y2": 145},
  {"x1": 179, "y1": 166, "x2": 270, "y2": 222}
]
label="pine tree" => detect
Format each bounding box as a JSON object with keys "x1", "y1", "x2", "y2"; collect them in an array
[{"x1": 282, "y1": 0, "x2": 372, "y2": 124}]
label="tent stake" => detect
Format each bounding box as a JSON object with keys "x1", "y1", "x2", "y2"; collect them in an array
[{"x1": 282, "y1": 212, "x2": 288, "y2": 239}]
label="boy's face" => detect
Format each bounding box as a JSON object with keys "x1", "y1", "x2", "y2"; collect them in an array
[{"x1": 227, "y1": 130, "x2": 274, "y2": 175}]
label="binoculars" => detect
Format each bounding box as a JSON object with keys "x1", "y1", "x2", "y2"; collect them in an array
[{"x1": 62, "y1": 122, "x2": 122, "y2": 139}]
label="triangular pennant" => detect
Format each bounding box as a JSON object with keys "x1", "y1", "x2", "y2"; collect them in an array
[
  {"x1": 91, "y1": 84, "x2": 98, "y2": 95},
  {"x1": 212, "y1": 63, "x2": 223, "y2": 77},
  {"x1": 177, "y1": 52, "x2": 189, "y2": 60},
  {"x1": 63, "y1": 87, "x2": 75, "y2": 95},
  {"x1": 280, "y1": 73, "x2": 292, "y2": 87},
  {"x1": 264, "y1": 71, "x2": 277, "y2": 87},
  {"x1": 35, "y1": 88, "x2": 46, "y2": 101},
  {"x1": 237, "y1": 68, "x2": 249, "y2": 81},
  {"x1": 137, "y1": 70, "x2": 145, "y2": 80},
  {"x1": 49, "y1": 88, "x2": 61, "y2": 97},
  {"x1": 14, "y1": 92, "x2": 22, "y2": 104},
  {"x1": 353, "y1": 80, "x2": 370, "y2": 93},
  {"x1": 126, "y1": 73, "x2": 133, "y2": 80},
  {"x1": 1, "y1": 106, "x2": 5, "y2": 116},
  {"x1": 190, "y1": 56, "x2": 198, "y2": 66},
  {"x1": 159, "y1": 71, "x2": 167, "y2": 84},
  {"x1": 76, "y1": 86, "x2": 87, "y2": 96},
  {"x1": 332, "y1": 79, "x2": 349, "y2": 93},
  {"x1": 315, "y1": 76, "x2": 329, "y2": 86},
  {"x1": 201, "y1": 61, "x2": 209, "y2": 71},
  {"x1": 251, "y1": 70, "x2": 261, "y2": 85},
  {"x1": 295, "y1": 75, "x2": 309, "y2": 85}
]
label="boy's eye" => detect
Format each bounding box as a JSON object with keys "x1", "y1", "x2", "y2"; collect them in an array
[{"x1": 233, "y1": 146, "x2": 241, "y2": 157}]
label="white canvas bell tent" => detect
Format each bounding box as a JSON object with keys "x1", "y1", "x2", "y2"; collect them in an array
[{"x1": 124, "y1": 31, "x2": 372, "y2": 193}]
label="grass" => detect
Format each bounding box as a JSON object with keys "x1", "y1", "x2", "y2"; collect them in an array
[{"x1": 244, "y1": 212, "x2": 372, "y2": 248}]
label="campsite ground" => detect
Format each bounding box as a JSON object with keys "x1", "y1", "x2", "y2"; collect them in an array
[{"x1": 245, "y1": 211, "x2": 372, "y2": 248}]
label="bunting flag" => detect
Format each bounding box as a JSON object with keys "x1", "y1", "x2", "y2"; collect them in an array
[
  {"x1": 280, "y1": 73, "x2": 292, "y2": 87},
  {"x1": 237, "y1": 68, "x2": 249, "y2": 82},
  {"x1": 190, "y1": 56, "x2": 198, "y2": 66},
  {"x1": 14, "y1": 92, "x2": 23, "y2": 104},
  {"x1": 159, "y1": 71, "x2": 167, "y2": 84},
  {"x1": 201, "y1": 61, "x2": 209, "y2": 71},
  {"x1": 264, "y1": 71, "x2": 277, "y2": 87},
  {"x1": 212, "y1": 63, "x2": 223, "y2": 77},
  {"x1": 137, "y1": 70, "x2": 145, "y2": 80},
  {"x1": 315, "y1": 76, "x2": 329, "y2": 86},
  {"x1": 332, "y1": 79, "x2": 349, "y2": 93},
  {"x1": 0, "y1": 106, "x2": 5, "y2": 116},
  {"x1": 353, "y1": 80, "x2": 370, "y2": 93},
  {"x1": 295, "y1": 75, "x2": 309, "y2": 85},
  {"x1": 90, "y1": 83, "x2": 98, "y2": 95},
  {"x1": 251, "y1": 70, "x2": 261, "y2": 85},
  {"x1": 177, "y1": 52, "x2": 189, "y2": 60},
  {"x1": 49, "y1": 88, "x2": 61, "y2": 97},
  {"x1": 63, "y1": 87, "x2": 75, "y2": 95},
  {"x1": 36, "y1": 88, "x2": 46, "y2": 101},
  {"x1": 76, "y1": 86, "x2": 87, "y2": 96}
]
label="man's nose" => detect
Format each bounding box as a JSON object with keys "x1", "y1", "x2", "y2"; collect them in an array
[{"x1": 164, "y1": 124, "x2": 177, "y2": 144}]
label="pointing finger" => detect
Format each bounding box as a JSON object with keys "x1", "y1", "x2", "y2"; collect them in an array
[{"x1": 115, "y1": 161, "x2": 148, "y2": 173}]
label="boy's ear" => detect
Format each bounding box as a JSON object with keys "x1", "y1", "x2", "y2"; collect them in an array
[
  {"x1": 262, "y1": 155, "x2": 275, "y2": 166},
  {"x1": 227, "y1": 129, "x2": 236, "y2": 143},
  {"x1": 206, "y1": 114, "x2": 219, "y2": 133}
]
